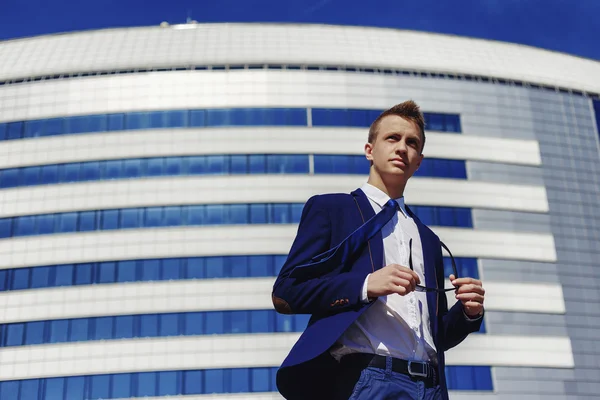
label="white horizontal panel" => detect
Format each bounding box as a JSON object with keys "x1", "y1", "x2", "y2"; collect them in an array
[
  {"x1": 0, "y1": 128, "x2": 541, "y2": 168},
  {"x1": 0, "y1": 333, "x2": 572, "y2": 381},
  {"x1": 446, "y1": 281, "x2": 565, "y2": 315},
  {"x1": 0, "y1": 333, "x2": 296, "y2": 381},
  {"x1": 0, "y1": 226, "x2": 292, "y2": 270},
  {"x1": 445, "y1": 334, "x2": 573, "y2": 368},
  {"x1": 433, "y1": 227, "x2": 556, "y2": 262},
  {"x1": 0, "y1": 225, "x2": 556, "y2": 270},
  {"x1": 0, "y1": 175, "x2": 548, "y2": 218},
  {"x1": 0, "y1": 278, "x2": 273, "y2": 324},
  {"x1": 0, "y1": 276, "x2": 564, "y2": 323},
  {"x1": 0, "y1": 24, "x2": 597, "y2": 95}
]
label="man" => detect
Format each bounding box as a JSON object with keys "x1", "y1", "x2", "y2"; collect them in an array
[{"x1": 272, "y1": 100, "x2": 485, "y2": 400}]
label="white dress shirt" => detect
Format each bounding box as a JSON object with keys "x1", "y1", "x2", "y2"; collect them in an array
[{"x1": 330, "y1": 183, "x2": 438, "y2": 363}]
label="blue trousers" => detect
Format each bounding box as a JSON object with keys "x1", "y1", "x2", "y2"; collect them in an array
[{"x1": 334, "y1": 359, "x2": 443, "y2": 400}]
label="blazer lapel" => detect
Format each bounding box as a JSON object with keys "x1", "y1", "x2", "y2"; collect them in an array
[
  {"x1": 351, "y1": 189, "x2": 385, "y2": 271},
  {"x1": 406, "y1": 206, "x2": 439, "y2": 338}
]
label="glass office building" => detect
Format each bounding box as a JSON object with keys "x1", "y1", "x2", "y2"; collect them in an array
[{"x1": 0, "y1": 23, "x2": 599, "y2": 399}]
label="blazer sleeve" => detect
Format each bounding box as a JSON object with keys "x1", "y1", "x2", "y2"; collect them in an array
[
  {"x1": 272, "y1": 195, "x2": 368, "y2": 316},
  {"x1": 435, "y1": 243, "x2": 484, "y2": 351}
]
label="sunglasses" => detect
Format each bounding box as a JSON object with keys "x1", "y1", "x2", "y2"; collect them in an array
[{"x1": 408, "y1": 238, "x2": 458, "y2": 293}]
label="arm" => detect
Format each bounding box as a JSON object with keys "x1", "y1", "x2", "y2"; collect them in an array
[{"x1": 272, "y1": 196, "x2": 368, "y2": 316}]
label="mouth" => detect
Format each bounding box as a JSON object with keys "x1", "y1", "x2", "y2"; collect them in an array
[{"x1": 390, "y1": 158, "x2": 407, "y2": 167}]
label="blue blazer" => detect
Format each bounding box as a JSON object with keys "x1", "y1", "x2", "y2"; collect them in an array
[{"x1": 272, "y1": 188, "x2": 483, "y2": 400}]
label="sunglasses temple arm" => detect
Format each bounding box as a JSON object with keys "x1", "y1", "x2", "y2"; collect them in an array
[{"x1": 440, "y1": 241, "x2": 458, "y2": 278}]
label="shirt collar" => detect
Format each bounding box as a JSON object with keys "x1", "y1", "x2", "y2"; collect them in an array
[{"x1": 360, "y1": 183, "x2": 409, "y2": 218}]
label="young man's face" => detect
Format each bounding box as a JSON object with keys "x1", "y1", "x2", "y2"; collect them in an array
[{"x1": 365, "y1": 114, "x2": 424, "y2": 183}]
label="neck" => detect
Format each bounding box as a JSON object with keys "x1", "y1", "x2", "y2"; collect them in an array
[{"x1": 367, "y1": 173, "x2": 407, "y2": 200}]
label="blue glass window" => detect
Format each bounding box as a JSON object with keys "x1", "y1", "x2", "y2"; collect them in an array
[
  {"x1": 162, "y1": 258, "x2": 182, "y2": 281},
  {"x1": 5, "y1": 323, "x2": 24, "y2": 346},
  {"x1": 25, "y1": 321, "x2": 45, "y2": 344},
  {"x1": 137, "y1": 372, "x2": 157, "y2": 397},
  {"x1": 19, "y1": 379, "x2": 40, "y2": 400},
  {"x1": 158, "y1": 371, "x2": 179, "y2": 396},
  {"x1": 205, "y1": 369, "x2": 225, "y2": 393},
  {"x1": 61, "y1": 163, "x2": 80, "y2": 182},
  {"x1": 0, "y1": 168, "x2": 19, "y2": 188},
  {"x1": 183, "y1": 370, "x2": 203, "y2": 394},
  {"x1": 0, "y1": 218, "x2": 12, "y2": 238},
  {"x1": 90, "y1": 375, "x2": 111, "y2": 399},
  {"x1": 141, "y1": 314, "x2": 159, "y2": 337},
  {"x1": 44, "y1": 377, "x2": 65, "y2": 399},
  {"x1": 115, "y1": 315, "x2": 134, "y2": 339},
  {"x1": 30, "y1": 266, "x2": 51, "y2": 288},
  {"x1": 55, "y1": 264, "x2": 74, "y2": 287},
  {"x1": 15, "y1": 216, "x2": 36, "y2": 236},
  {"x1": 74, "y1": 263, "x2": 93, "y2": 285},
  {"x1": 111, "y1": 373, "x2": 132, "y2": 398},
  {"x1": 40, "y1": 165, "x2": 59, "y2": 185},
  {"x1": 79, "y1": 211, "x2": 98, "y2": 232},
  {"x1": 22, "y1": 166, "x2": 40, "y2": 186},
  {"x1": 66, "y1": 376, "x2": 85, "y2": 399},
  {"x1": 141, "y1": 259, "x2": 160, "y2": 281},
  {"x1": 69, "y1": 319, "x2": 89, "y2": 342},
  {"x1": 49, "y1": 320, "x2": 69, "y2": 343},
  {"x1": 159, "y1": 313, "x2": 179, "y2": 336},
  {"x1": 7, "y1": 122, "x2": 24, "y2": 140},
  {"x1": 445, "y1": 366, "x2": 493, "y2": 390},
  {"x1": 13, "y1": 269, "x2": 30, "y2": 290},
  {"x1": 186, "y1": 258, "x2": 205, "y2": 279},
  {"x1": 58, "y1": 212, "x2": 78, "y2": 233},
  {"x1": 24, "y1": 120, "x2": 44, "y2": 138},
  {"x1": 101, "y1": 210, "x2": 119, "y2": 230},
  {"x1": 205, "y1": 257, "x2": 225, "y2": 279},
  {"x1": 98, "y1": 262, "x2": 116, "y2": 283},
  {"x1": 108, "y1": 114, "x2": 124, "y2": 131}
]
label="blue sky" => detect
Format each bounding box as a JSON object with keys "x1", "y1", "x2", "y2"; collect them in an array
[{"x1": 1, "y1": 0, "x2": 598, "y2": 61}]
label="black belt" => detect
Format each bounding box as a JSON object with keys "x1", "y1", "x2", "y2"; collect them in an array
[{"x1": 340, "y1": 353, "x2": 438, "y2": 387}]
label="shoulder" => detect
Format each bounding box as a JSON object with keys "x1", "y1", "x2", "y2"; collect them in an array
[{"x1": 305, "y1": 192, "x2": 356, "y2": 210}]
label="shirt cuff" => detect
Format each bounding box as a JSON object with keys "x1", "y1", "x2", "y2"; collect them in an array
[
  {"x1": 463, "y1": 309, "x2": 484, "y2": 321},
  {"x1": 361, "y1": 274, "x2": 371, "y2": 303}
]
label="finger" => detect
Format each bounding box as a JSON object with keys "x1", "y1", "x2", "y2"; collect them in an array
[
  {"x1": 463, "y1": 301, "x2": 484, "y2": 312},
  {"x1": 393, "y1": 265, "x2": 421, "y2": 285},
  {"x1": 395, "y1": 276, "x2": 416, "y2": 293},
  {"x1": 391, "y1": 282, "x2": 409, "y2": 296},
  {"x1": 449, "y1": 274, "x2": 456, "y2": 282},
  {"x1": 456, "y1": 293, "x2": 485, "y2": 303},
  {"x1": 452, "y1": 277, "x2": 482, "y2": 287},
  {"x1": 456, "y1": 284, "x2": 485, "y2": 296}
]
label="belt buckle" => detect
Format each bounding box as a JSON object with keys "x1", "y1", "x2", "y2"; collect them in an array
[{"x1": 407, "y1": 361, "x2": 428, "y2": 378}]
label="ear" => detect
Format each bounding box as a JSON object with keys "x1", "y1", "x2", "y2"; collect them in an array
[
  {"x1": 415, "y1": 153, "x2": 424, "y2": 169},
  {"x1": 364, "y1": 142, "x2": 374, "y2": 161}
]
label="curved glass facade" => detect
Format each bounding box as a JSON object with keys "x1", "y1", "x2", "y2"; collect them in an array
[{"x1": 1, "y1": 23, "x2": 599, "y2": 400}]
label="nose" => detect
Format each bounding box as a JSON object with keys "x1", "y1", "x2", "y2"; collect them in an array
[{"x1": 395, "y1": 139, "x2": 408, "y2": 155}]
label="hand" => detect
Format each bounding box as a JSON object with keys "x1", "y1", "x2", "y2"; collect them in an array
[
  {"x1": 450, "y1": 275, "x2": 485, "y2": 318},
  {"x1": 367, "y1": 264, "x2": 421, "y2": 298}
]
